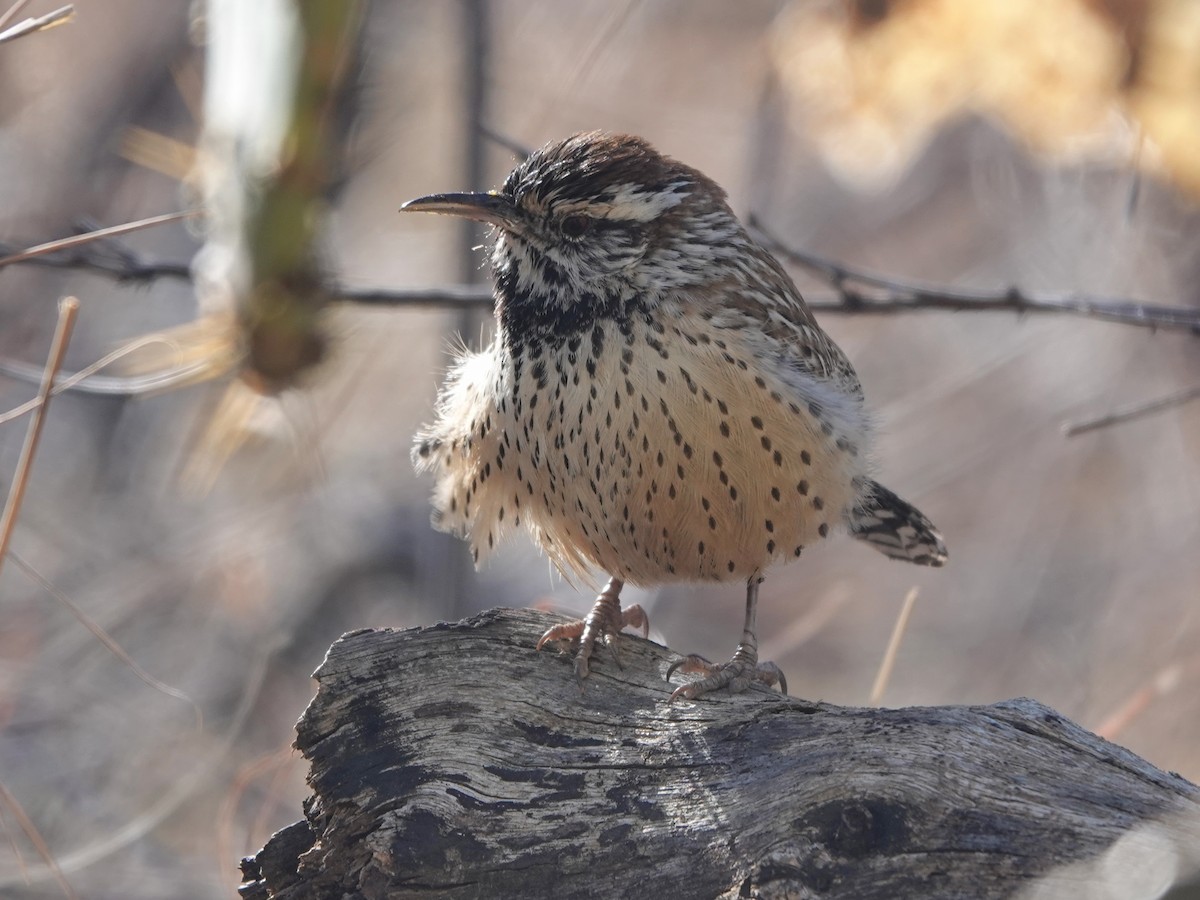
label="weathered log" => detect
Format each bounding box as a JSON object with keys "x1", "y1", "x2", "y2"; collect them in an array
[{"x1": 239, "y1": 607, "x2": 1200, "y2": 899}]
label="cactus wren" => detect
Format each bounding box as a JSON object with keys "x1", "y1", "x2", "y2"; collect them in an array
[{"x1": 406, "y1": 132, "x2": 946, "y2": 701}]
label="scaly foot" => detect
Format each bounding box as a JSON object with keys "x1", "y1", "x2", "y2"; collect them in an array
[
  {"x1": 666, "y1": 578, "x2": 786, "y2": 701},
  {"x1": 666, "y1": 649, "x2": 786, "y2": 702},
  {"x1": 536, "y1": 577, "x2": 649, "y2": 687}
]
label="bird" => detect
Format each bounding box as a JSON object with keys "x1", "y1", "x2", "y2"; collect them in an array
[{"x1": 405, "y1": 132, "x2": 946, "y2": 701}]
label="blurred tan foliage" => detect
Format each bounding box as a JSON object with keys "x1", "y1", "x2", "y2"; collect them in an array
[{"x1": 770, "y1": 0, "x2": 1200, "y2": 195}]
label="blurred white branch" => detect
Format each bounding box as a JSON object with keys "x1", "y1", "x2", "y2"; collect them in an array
[{"x1": 0, "y1": 3, "x2": 72, "y2": 45}]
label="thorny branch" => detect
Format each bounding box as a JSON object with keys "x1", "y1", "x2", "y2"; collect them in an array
[
  {"x1": 0, "y1": 243, "x2": 192, "y2": 284},
  {"x1": 746, "y1": 215, "x2": 1200, "y2": 336},
  {"x1": 4, "y1": 219, "x2": 1198, "y2": 334}
]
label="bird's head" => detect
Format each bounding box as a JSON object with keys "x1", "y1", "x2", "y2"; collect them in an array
[{"x1": 402, "y1": 132, "x2": 747, "y2": 336}]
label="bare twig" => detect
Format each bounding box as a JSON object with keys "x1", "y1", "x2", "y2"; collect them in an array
[
  {"x1": 869, "y1": 586, "x2": 919, "y2": 706},
  {"x1": 9, "y1": 272, "x2": 1199, "y2": 407},
  {"x1": 336, "y1": 284, "x2": 492, "y2": 308},
  {"x1": 0, "y1": 333, "x2": 214, "y2": 419},
  {"x1": 1063, "y1": 384, "x2": 1200, "y2": 437},
  {"x1": 749, "y1": 215, "x2": 1200, "y2": 336},
  {"x1": 0, "y1": 240, "x2": 192, "y2": 283},
  {"x1": 480, "y1": 125, "x2": 532, "y2": 161},
  {"x1": 5, "y1": 213, "x2": 1199, "y2": 336},
  {"x1": 0, "y1": 3, "x2": 72, "y2": 44},
  {"x1": 0, "y1": 210, "x2": 198, "y2": 269},
  {"x1": 0, "y1": 782, "x2": 77, "y2": 900},
  {"x1": 0, "y1": 297, "x2": 78, "y2": 581},
  {"x1": 0, "y1": 803, "x2": 29, "y2": 886},
  {"x1": 216, "y1": 747, "x2": 295, "y2": 896},
  {"x1": 12, "y1": 230, "x2": 1200, "y2": 339},
  {"x1": 9, "y1": 552, "x2": 204, "y2": 732}
]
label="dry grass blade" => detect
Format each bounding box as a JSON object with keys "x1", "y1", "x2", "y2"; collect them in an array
[
  {"x1": 0, "y1": 639, "x2": 279, "y2": 889},
  {"x1": 249, "y1": 751, "x2": 298, "y2": 852},
  {"x1": 9, "y1": 552, "x2": 204, "y2": 732},
  {"x1": 216, "y1": 747, "x2": 295, "y2": 896},
  {"x1": 0, "y1": 804, "x2": 29, "y2": 885},
  {"x1": 0, "y1": 3, "x2": 72, "y2": 44},
  {"x1": 869, "y1": 586, "x2": 919, "y2": 706},
  {"x1": 119, "y1": 126, "x2": 198, "y2": 181},
  {"x1": 0, "y1": 210, "x2": 198, "y2": 269},
  {"x1": 0, "y1": 332, "x2": 218, "y2": 423},
  {"x1": 0, "y1": 297, "x2": 78, "y2": 581},
  {"x1": 169, "y1": 56, "x2": 204, "y2": 122},
  {"x1": 1094, "y1": 663, "x2": 1183, "y2": 742},
  {"x1": 758, "y1": 584, "x2": 849, "y2": 663},
  {"x1": 1063, "y1": 384, "x2": 1200, "y2": 437},
  {"x1": 178, "y1": 380, "x2": 262, "y2": 497},
  {"x1": 0, "y1": 781, "x2": 77, "y2": 900}
]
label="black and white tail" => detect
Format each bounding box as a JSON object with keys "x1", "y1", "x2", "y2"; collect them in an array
[{"x1": 850, "y1": 480, "x2": 947, "y2": 567}]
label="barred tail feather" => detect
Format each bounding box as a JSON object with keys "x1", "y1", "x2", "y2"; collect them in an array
[{"x1": 851, "y1": 480, "x2": 947, "y2": 567}]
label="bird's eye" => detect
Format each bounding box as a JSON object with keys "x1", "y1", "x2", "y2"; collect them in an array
[{"x1": 560, "y1": 214, "x2": 593, "y2": 239}]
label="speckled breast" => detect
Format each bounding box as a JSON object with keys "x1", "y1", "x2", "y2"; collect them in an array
[{"x1": 504, "y1": 310, "x2": 868, "y2": 585}]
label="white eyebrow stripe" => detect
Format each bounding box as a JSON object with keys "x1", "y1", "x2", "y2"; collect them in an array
[{"x1": 544, "y1": 180, "x2": 691, "y2": 222}]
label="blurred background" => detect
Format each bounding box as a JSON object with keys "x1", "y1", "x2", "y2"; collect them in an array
[{"x1": 1, "y1": 0, "x2": 1198, "y2": 896}]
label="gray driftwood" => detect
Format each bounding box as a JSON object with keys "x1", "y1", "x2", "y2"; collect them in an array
[{"x1": 239, "y1": 607, "x2": 1200, "y2": 899}]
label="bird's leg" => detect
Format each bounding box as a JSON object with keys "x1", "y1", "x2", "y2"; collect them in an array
[
  {"x1": 667, "y1": 578, "x2": 787, "y2": 702},
  {"x1": 536, "y1": 577, "x2": 649, "y2": 687}
]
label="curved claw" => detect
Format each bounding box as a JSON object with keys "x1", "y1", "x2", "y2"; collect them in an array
[
  {"x1": 666, "y1": 651, "x2": 787, "y2": 702},
  {"x1": 534, "y1": 578, "x2": 648, "y2": 689},
  {"x1": 669, "y1": 681, "x2": 705, "y2": 703},
  {"x1": 665, "y1": 654, "x2": 712, "y2": 683},
  {"x1": 536, "y1": 621, "x2": 583, "y2": 652},
  {"x1": 623, "y1": 603, "x2": 650, "y2": 639},
  {"x1": 759, "y1": 662, "x2": 787, "y2": 696},
  {"x1": 573, "y1": 653, "x2": 591, "y2": 687}
]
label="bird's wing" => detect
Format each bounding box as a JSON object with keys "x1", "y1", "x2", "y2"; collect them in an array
[{"x1": 672, "y1": 248, "x2": 863, "y2": 398}]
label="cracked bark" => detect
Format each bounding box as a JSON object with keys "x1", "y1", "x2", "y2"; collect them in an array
[{"x1": 239, "y1": 608, "x2": 1200, "y2": 899}]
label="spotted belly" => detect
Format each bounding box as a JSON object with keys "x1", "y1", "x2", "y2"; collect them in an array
[{"x1": 505, "y1": 316, "x2": 870, "y2": 585}]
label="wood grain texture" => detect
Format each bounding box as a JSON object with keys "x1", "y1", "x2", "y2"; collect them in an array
[{"x1": 239, "y1": 608, "x2": 1200, "y2": 899}]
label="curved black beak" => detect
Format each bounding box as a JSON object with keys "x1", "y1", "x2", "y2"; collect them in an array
[{"x1": 400, "y1": 191, "x2": 520, "y2": 231}]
